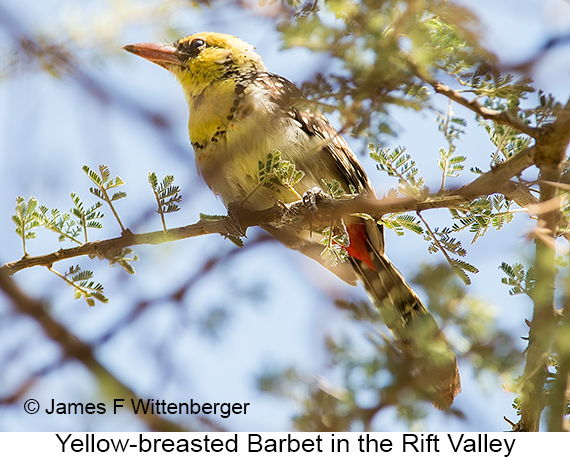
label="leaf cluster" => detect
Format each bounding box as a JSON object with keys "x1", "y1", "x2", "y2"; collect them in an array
[
  {"x1": 9, "y1": 165, "x2": 187, "y2": 306},
  {"x1": 14, "y1": 194, "x2": 104, "y2": 249},
  {"x1": 243, "y1": 150, "x2": 306, "y2": 203},
  {"x1": 469, "y1": 69, "x2": 534, "y2": 110},
  {"x1": 320, "y1": 226, "x2": 349, "y2": 268},
  {"x1": 369, "y1": 145, "x2": 426, "y2": 198},
  {"x1": 149, "y1": 172, "x2": 182, "y2": 232},
  {"x1": 450, "y1": 195, "x2": 518, "y2": 243},
  {"x1": 12, "y1": 196, "x2": 40, "y2": 255},
  {"x1": 381, "y1": 213, "x2": 423, "y2": 236},
  {"x1": 83, "y1": 164, "x2": 127, "y2": 232},
  {"x1": 421, "y1": 223, "x2": 479, "y2": 286},
  {"x1": 436, "y1": 107, "x2": 467, "y2": 189},
  {"x1": 278, "y1": 1, "x2": 491, "y2": 140},
  {"x1": 70, "y1": 193, "x2": 104, "y2": 242},
  {"x1": 499, "y1": 262, "x2": 535, "y2": 297},
  {"x1": 481, "y1": 120, "x2": 531, "y2": 165},
  {"x1": 39, "y1": 206, "x2": 82, "y2": 244},
  {"x1": 52, "y1": 265, "x2": 108, "y2": 307},
  {"x1": 534, "y1": 90, "x2": 563, "y2": 127},
  {"x1": 320, "y1": 178, "x2": 349, "y2": 199}
]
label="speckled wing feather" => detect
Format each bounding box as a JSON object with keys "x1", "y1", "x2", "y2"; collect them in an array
[{"x1": 260, "y1": 73, "x2": 374, "y2": 192}]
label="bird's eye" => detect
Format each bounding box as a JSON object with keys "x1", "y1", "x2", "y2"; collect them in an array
[
  {"x1": 189, "y1": 38, "x2": 206, "y2": 50},
  {"x1": 178, "y1": 37, "x2": 207, "y2": 57}
]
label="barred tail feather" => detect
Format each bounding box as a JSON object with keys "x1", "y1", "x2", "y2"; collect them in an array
[{"x1": 350, "y1": 249, "x2": 461, "y2": 410}]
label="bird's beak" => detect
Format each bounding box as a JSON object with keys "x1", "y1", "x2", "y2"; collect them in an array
[{"x1": 123, "y1": 42, "x2": 184, "y2": 69}]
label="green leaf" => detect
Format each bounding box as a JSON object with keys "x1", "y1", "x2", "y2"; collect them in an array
[
  {"x1": 199, "y1": 213, "x2": 227, "y2": 220},
  {"x1": 245, "y1": 150, "x2": 305, "y2": 202},
  {"x1": 83, "y1": 164, "x2": 126, "y2": 232},
  {"x1": 258, "y1": 150, "x2": 282, "y2": 188},
  {"x1": 321, "y1": 179, "x2": 346, "y2": 199},
  {"x1": 148, "y1": 171, "x2": 159, "y2": 189},
  {"x1": 149, "y1": 172, "x2": 183, "y2": 231},
  {"x1": 13, "y1": 196, "x2": 42, "y2": 254},
  {"x1": 320, "y1": 227, "x2": 349, "y2": 268},
  {"x1": 111, "y1": 191, "x2": 127, "y2": 201},
  {"x1": 56, "y1": 265, "x2": 109, "y2": 306},
  {"x1": 107, "y1": 247, "x2": 138, "y2": 274},
  {"x1": 38, "y1": 205, "x2": 82, "y2": 244},
  {"x1": 99, "y1": 164, "x2": 111, "y2": 184},
  {"x1": 499, "y1": 262, "x2": 534, "y2": 297},
  {"x1": 381, "y1": 214, "x2": 424, "y2": 236},
  {"x1": 274, "y1": 161, "x2": 305, "y2": 189},
  {"x1": 110, "y1": 176, "x2": 125, "y2": 188},
  {"x1": 450, "y1": 195, "x2": 518, "y2": 243}
]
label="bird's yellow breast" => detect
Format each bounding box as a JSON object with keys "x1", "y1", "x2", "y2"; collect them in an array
[{"x1": 184, "y1": 79, "x2": 236, "y2": 146}]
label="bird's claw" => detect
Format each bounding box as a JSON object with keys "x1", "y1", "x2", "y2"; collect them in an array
[
  {"x1": 302, "y1": 187, "x2": 325, "y2": 214},
  {"x1": 225, "y1": 202, "x2": 247, "y2": 238}
]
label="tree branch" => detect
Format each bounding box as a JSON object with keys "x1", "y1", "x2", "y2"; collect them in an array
[
  {"x1": 517, "y1": 109, "x2": 570, "y2": 431},
  {"x1": 430, "y1": 81, "x2": 538, "y2": 138},
  {"x1": 548, "y1": 295, "x2": 570, "y2": 432},
  {"x1": 0, "y1": 218, "x2": 245, "y2": 275},
  {"x1": 2, "y1": 144, "x2": 538, "y2": 276},
  {"x1": 456, "y1": 146, "x2": 537, "y2": 198},
  {"x1": 405, "y1": 57, "x2": 538, "y2": 137}
]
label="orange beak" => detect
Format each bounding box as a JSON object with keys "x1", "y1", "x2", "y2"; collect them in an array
[{"x1": 122, "y1": 42, "x2": 184, "y2": 69}]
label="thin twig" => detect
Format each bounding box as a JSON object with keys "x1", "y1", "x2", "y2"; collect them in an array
[
  {"x1": 431, "y1": 81, "x2": 537, "y2": 137},
  {"x1": 405, "y1": 56, "x2": 538, "y2": 138}
]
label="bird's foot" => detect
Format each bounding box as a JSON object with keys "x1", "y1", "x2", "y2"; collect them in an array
[
  {"x1": 302, "y1": 187, "x2": 326, "y2": 214},
  {"x1": 225, "y1": 201, "x2": 248, "y2": 238}
]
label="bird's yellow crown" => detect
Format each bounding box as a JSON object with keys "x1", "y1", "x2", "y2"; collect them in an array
[{"x1": 168, "y1": 32, "x2": 265, "y2": 98}]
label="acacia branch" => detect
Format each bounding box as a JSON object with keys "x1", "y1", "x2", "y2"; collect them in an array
[
  {"x1": 430, "y1": 81, "x2": 538, "y2": 138},
  {"x1": 1, "y1": 144, "x2": 538, "y2": 276},
  {"x1": 1, "y1": 217, "x2": 254, "y2": 275},
  {"x1": 549, "y1": 296, "x2": 570, "y2": 432},
  {"x1": 517, "y1": 109, "x2": 570, "y2": 431},
  {"x1": 405, "y1": 57, "x2": 538, "y2": 137}
]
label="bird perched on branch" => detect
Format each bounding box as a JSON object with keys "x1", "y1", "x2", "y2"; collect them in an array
[{"x1": 124, "y1": 32, "x2": 460, "y2": 408}]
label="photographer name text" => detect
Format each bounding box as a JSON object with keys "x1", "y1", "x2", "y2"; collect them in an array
[{"x1": 42, "y1": 398, "x2": 249, "y2": 419}]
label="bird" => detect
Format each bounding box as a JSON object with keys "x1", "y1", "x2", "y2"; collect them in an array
[{"x1": 123, "y1": 32, "x2": 460, "y2": 409}]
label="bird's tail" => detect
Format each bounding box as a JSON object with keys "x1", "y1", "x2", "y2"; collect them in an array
[{"x1": 347, "y1": 223, "x2": 461, "y2": 409}]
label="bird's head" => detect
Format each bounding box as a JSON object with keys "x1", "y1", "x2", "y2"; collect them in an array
[{"x1": 123, "y1": 32, "x2": 266, "y2": 98}]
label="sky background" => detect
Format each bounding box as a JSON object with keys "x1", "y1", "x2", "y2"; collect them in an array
[{"x1": 1, "y1": 0, "x2": 570, "y2": 432}]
